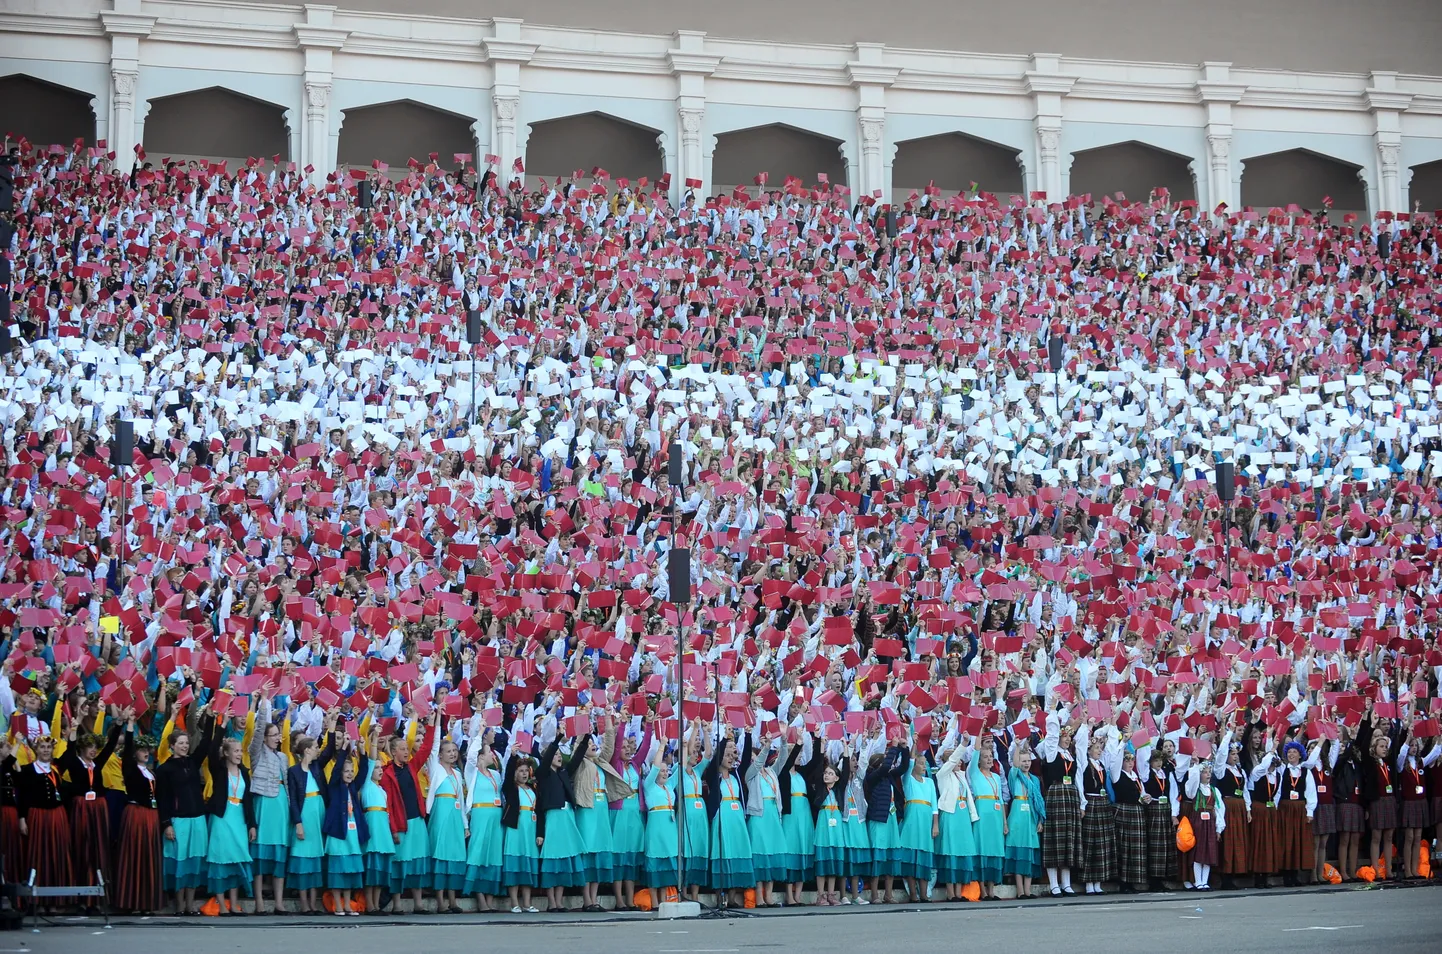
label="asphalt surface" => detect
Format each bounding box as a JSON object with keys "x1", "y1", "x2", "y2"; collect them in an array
[{"x1": 11, "y1": 883, "x2": 1439, "y2": 954}]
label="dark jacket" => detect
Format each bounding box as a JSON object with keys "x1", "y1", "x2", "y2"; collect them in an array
[
  {"x1": 702, "y1": 737, "x2": 741, "y2": 821},
  {"x1": 287, "y1": 737, "x2": 336, "y2": 825},
  {"x1": 777, "y1": 737, "x2": 811, "y2": 817},
  {"x1": 120, "y1": 729, "x2": 158, "y2": 808},
  {"x1": 58, "y1": 724, "x2": 122, "y2": 800},
  {"x1": 863, "y1": 745, "x2": 909, "y2": 823},
  {"x1": 156, "y1": 715, "x2": 213, "y2": 829},
  {"x1": 204, "y1": 722, "x2": 257, "y2": 829},
  {"x1": 500, "y1": 746, "x2": 530, "y2": 831},
  {"x1": 320, "y1": 750, "x2": 369, "y2": 847},
  {"x1": 808, "y1": 750, "x2": 851, "y2": 821}
]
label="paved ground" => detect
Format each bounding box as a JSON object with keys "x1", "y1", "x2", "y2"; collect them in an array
[{"x1": 11, "y1": 883, "x2": 1439, "y2": 954}]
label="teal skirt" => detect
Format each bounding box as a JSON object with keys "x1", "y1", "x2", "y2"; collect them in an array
[
  {"x1": 679, "y1": 797, "x2": 710, "y2": 887},
  {"x1": 748, "y1": 800, "x2": 788, "y2": 883},
  {"x1": 609, "y1": 800, "x2": 645, "y2": 882},
  {"x1": 428, "y1": 797, "x2": 468, "y2": 891},
  {"x1": 935, "y1": 808, "x2": 978, "y2": 884},
  {"x1": 539, "y1": 806, "x2": 586, "y2": 888},
  {"x1": 163, "y1": 815, "x2": 209, "y2": 891},
  {"x1": 390, "y1": 816, "x2": 431, "y2": 891},
  {"x1": 842, "y1": 811, "x2": 871, "y2": 876},
  {"x1": 814, "y1": 807, "x2": 846, "y2": 876},
  {"x1": 325, "y1": 834, "x2": 364, "y2": 889},
  {"x1": 288, "y1": 793, "x2": 326, "y2": 889},
  {"x1": 642, "y1": 809, "x2": 678, "y2": 889},
  {"x1": 973, "y1": 798, "x2": 1006, "y2": 883},
  {"x1": 251, "y1": 789, "x2": 290, "y2": 877},
  {"x1": 866, "y1": 815, "x2": 900, "y2": 876},
  {"x1": 207, "y1": 803, "x2": 254, "y2": 895},
  {"x1": 464, "y1": 806, "x2": 504, "y2": 896},
  {"x1": 709, "y1": 802, "x2": 753, "y2": 889},
  {"x1": 782, "y1": 792, "x2": 815, "y2": 882},
  {"x1": 364, "y1": 849, "x2": 394, "y2": 887},
  {"x1": 503, "y1": 812, "x2": 540, "y2": 888},
  {"x1": 896, "y1": 804, "x2": 935, "y2": 880},
  {"x1": 574, "y1": 802, "x2": 615, "y2": 883}
]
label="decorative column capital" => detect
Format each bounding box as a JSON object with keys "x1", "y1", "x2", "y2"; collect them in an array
[
  {"x1": 678, "y1": 106, "x2": 704, "y2": 140},
  {"x1": 1036, "y1": 127, "x2": 1060, "y2": 159},
  {"x1": 111, "y1": 68, "x2": 138, "y2": 102},
  {"x1": 1378, "y1": 141, "x2": 1400, "y2": 174},
  {"x1": 859, "y1": 116, "x2": 885, "y2": 151},
  {"x1": 493, "y1": 94, "x2": 520, "y2": 124}
]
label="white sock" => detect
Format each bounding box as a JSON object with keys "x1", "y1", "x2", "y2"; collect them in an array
[
  {"x1": 1199, "y1": 864, "x2": 1210, "y2": 887},
  {"x1": 1047, "y1": 868, "x2": 1060, "y2": 890},
  {"x1": 1060, "y1": 870, "x2": 1072, "y2": 890},
  {"x1": 1193, "y1": 863, "x2": 1203, "y2": 885}
]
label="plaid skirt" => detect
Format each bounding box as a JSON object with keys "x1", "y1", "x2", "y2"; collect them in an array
[
  {"x1": 1041, "y1": 783, "x2": 1083, "y2": 870},
  {"x1": 1312, "y1": 803, "x2": 1337, "y2": 837},
  {"x1": 1081, "y1": 795, "x2": 1116, "y2": 883},
  {"x1": 1181, "y1": 804, "x2": 1220, "y2": 868},
  {"x1": 1276, "y1": 801, "x2": 1314, "y2": 870},
  {"x1": 1336, "y1": 802, "x2": 1366, "y2": 833},
  {"x1": 1367, "y1": 797, "x2": 1398, "y2": 832},
  {"x1": 1249, "y1": 804, "x2": 1280, "y2": 874},
  {"x1": 1144, "y1": 799, "x2": 1177, "y2": 880},
  {"x1": 1221, "y1": 797, "x2": 1250, "y2": 874},
  {"x1": 1114, "y1": 803, "x2": 1148, "y2": 885},
  {"x1": 1400, "y1": 799, "x2": 1430, "y2": 829}
]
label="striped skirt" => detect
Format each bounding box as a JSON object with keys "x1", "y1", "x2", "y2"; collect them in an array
[
  {"x1": 1367, "y1": 797, "x2": 1398, "y2": 832},
  {"x1": 1080, "y1": 796, "x2": 1117, "y2": 884},
  {"x1": 1336, "y1": 801, "x2": 1366, "y2": 833},
  {"x1": 1144, "y1": 799, "x2": 1177, "y2": 879},
  {"x1": 1041, "y1": 783, "x2": 1083, "y2": 870},
  {"x1": 114, "y1": 805, "x2": 162, "y2": 912},
  {"x1": 1277, "y1": 800, "x2": 1314, "y2": 870},
  {"x1": 1249, "y1": 804, "x2": 1280, "y2": 874},
  {"x1": 1312, "y1": 803, "x2": 1337, "y2": 838},
  {"x1": 67, "y1": 796, "x2": 111, "y2": 887},
  {"x1": 1221, "y1": 797, "x2": 1250, "y2": 874},
  {"x1": 1400, "y1": 799, "x2": 1430, "y2": 829},
  {"x1": 1114, "y1": 803, "x2": 1147, "y2": 885}
]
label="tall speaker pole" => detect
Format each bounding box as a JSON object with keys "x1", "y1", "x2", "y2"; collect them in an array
[
  {"x1": 667, "y1": 438, "x2": 689, "y2": 909},
  {"x1": 1048, "y1": 336, "x2": 1064, "y2": 533},
  {"x1": 1216, "y1": 461, "x2": 1235, "y2": 595},
  {"x1": 113, "y1": 418, "x2": 135, "y2": 598},
  {"x1": 466, "y1": 309, "x2": 482, "y2": 426}
]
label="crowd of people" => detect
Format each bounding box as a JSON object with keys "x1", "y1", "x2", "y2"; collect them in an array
[{"x1": 0, "y1": 136, "x2": 1439, "y2": 917}]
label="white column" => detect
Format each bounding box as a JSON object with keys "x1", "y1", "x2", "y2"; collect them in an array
[
  {"x1": 847, "y1": 44, "x2": 899, "y2": 203},
  {"x1": 1024, "y1": 56, "x2": 1074, "y2": 201},
  {"x1": 101, "y1": 2, "x2": 154, "y2": 173},
  {"x1": 1196, "y1": 63, "x2": 1245, "y2": 217},
  {"x1": 1366, "y1": 73, "x2": 1413, "y2": 215},
  {"x1": 484, "y1": 18, "x2": 537, "y2": 186},
  {"x1": 668, "y1": 32, "x2": 718, "y2": 200},
  {"x1": 295, "y1": 8, "x2": 348, "y2": 182}
]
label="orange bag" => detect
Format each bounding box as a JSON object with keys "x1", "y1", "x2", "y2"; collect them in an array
[
  {"x1": 663, "y1": 887, "x2": 679, "y2": 902},
  {"x1": 200, "y1": 896, "x2": 223, "y2": 917},
  {"x1": 352, "y1": 893, "x2": 367, "y2": 913},
  {"x1": 1419, "y1": 843, "x2": 1431, "y2": 879},
  {"x1": 961, "y1": 882, "x2": 981, "y2": 902},
  {"x1": 634, "y1": 889, "x2": 653, "y2": 912},
  {"x1": 1356, "y1": 866, "x2": 1375, "y2": 882},
  {"x1": 1321, "y1": 863, "x2": 1341, "y2": 884},
  {"x1": 742, "y1": 889, "x2": 757, "y2": 909},
  {"x1": 1175, "y1": 816, "x2": 1196, "y2": 853}
]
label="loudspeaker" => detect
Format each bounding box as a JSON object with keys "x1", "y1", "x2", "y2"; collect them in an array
[
  {"x1": 1216, "y1": 461, "x2": 1235, "y2": 502},
  {"x1": 466, "y1": 309, "x2": 482, "y2": 345},
  {"x1": 0, "y1": 162, "x2": 13, "y2": 215},
  {"x1": 357, "y1": 180, "x2": 373, "y2": 209},
  {"x1": 885, "y1": 208, "x2": 897, "y2": 239},
  {"x1": 0, "y1": 255, "x2": 9, "y2": 285},
  {"x1": 668, "y1": 440, "x2": 684, "y2": 488},
  {"x1": 668, "y1": 547, "x2": 692, "y2": 605},
  {"x1": 113, "y1": 418, "x2": 135, "y2": 468},
  {"x1": 1048, "y1": 336, "x2": 1064, "y2": 373}
]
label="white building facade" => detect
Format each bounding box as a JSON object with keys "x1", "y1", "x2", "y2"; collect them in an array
[{"x1": 4, "y1": 0, "x2": 1442, "y2": 215}]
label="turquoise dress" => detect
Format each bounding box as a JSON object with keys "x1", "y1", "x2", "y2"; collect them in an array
[
  {"x1": 609, "y1": 764, "x2": 645, "y2": 882},
  {"x1": 968, "y1": 764, "x2": 1006, "y2": 883},
  {"x1": 747, "y1": 768, "x2": 788, "y2": 883},
  {"x1": 325, "y1": 786, "x2": 364, "y2": 889},
  {"x1": 360, "y1": 779, "x2": 395, "y2": 887},
  {"x1": 428, "y1": 767, "x2": 469, "y2": 891},
  {"x1": 1003, "y1": 768, "x2": 1042, "y2": 879},
  {"x1": 388, "y1": 768, "x2": 431, "y2": 891},
  {"x1": 538, "y1": 802, "x2": 586, "y2": 888},
  {"x1": 642, "y1": 766, "x2": 678, "y2": 888},
  {"x1": 206, "y1": 771, "x2": 254, "y2": 894},
  {"x1": 464, "y1": 767, "x2": 504, "y2": 896},
  {"x1": 866, "y1": 805, "x2": 901, "y2": 877},
  {"x1": 781, "y1": 769, "x2": 815, "y2": 882},
  {"x1": 251, "y1": 781, "x2": 290, "y2": 878},
  {"x1": 574, "y1": 767, "x2": 616, "y2": 883},
  {"x1": 163, "y1": 814, "x2": 208, "y2": 891},
  {"x1": 673, "y1": 765, "x2": 709, "y2": 887},
  {"x1": 288, "y1": 772, "x2": 325, "y2": 889},
  {"x1": 897, "y1": 771, "x2": 937, "y2": 881},
  {"x1": 502, "y1": 787, "x2": 540, "y2": 887},
  {"x1": 841, "y1": 782, "x2": 871, "y2": 876},
  {"x1": 708, "y1": 774, "x2": 754, "y2": 889},
  {"x1": 935, "y1": 769, "x2": 978, "y2": 885},
  {"x1": 813, "y1": 791, "x2": 846, "y2": 876}
]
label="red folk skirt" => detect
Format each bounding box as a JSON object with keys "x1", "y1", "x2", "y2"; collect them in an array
[
  {"x1": 1181, "y1": 803, "x2": 1221, "y2": 868},
  {"x1": 1221, "y1": 797, "x2": 1250, "y2": 874},
  {"x1": 1248, "y1": 803, "x2": 1280, "y2": 874},
  {"x1": 68, "y1": 796, "x2": 111, "y2": 886},
  {"x1": 114, "y1": 805, "x2": 162, "y2": 913},
  {"x1": 0, "y1": 805, "x2": 19, "y2": 880},
  {"x1": 1276, "y1": 800, "x2": 1314, "y2": 871},
  {"x1": 23, "y1": 806, "x2": 75, "y2": 893}
]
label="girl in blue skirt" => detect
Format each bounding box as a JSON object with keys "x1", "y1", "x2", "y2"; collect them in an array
[
  {"x1": 934, "y1": 734, "x2": 979, "y2": 900},
  {"x1": 574, "y1": 718, "x2": 616, "y2": 912},
  {"x1": 1004, "y1": 745, "x2": 1045, "y2": 899},
  {"x1": 898, "y1": 747, "x2": 938, "y2": 902},
  {"x1": 501, "y1": 750, "x2": 540, "y2": 913},
  {"x1": 536, "y1": 728, "x2": 586, "y2": 910},
  {"x1": 287, "y1": 720, "x2": 332, "y2": 914},
  {"x1": 463, "y1": 723, "x2": 504, "y2": 911},
  {"x1": 642, "y1": 741, "x2": 678, "y2": 891},
  {"x1": 969, "y1": 742, "x2": 1007, "y2": 900},
  {"x1": 323, "y1": 733, "x2": 368, "y2": 916},
  {"x1": 742, "y1": 731, "x2": 787, "y2": 907},
  {"x1": 780, "y1": 736, "x2": 817, "y2": 906},
  {"x1": 205, "y1": 723, "x2": 255, "y2": 914},
  {"x1": 157, "y1": 714, "x2": 211, "y2": 915},
  {"x1": 810, "y1": 746, "x2": 850, "y2": 905},
  {"x1": 704, "y1": 734, "x2": 754, "y2": 906},
  {"x1": 674, "y1": 728, "x2": 710, "y2": 901},
  {"x1": 359, "y1": 728, "x2": 394, "y2": 915},
  {"x1": 247, "y1": 694, "x2": 291, "y2": 915},
  {"x1": 841, "y1": 742, "x2": 872, "y2": 905},
  {"x1": 863, "y1": 744, "x2": 908, "y2": 904},
  {"x1": 609, "y1": 715, "x2": 650, "y2": 910},
  {"x1": 426, "y1": 728, "x2": 469, "y2": 913}
]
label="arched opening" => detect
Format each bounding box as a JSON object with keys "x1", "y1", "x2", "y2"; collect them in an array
[
  {"x1": 0, "y1": 75, "x2": 95, "y2": 149},
  {"x1": 337, "y1": 100, "x2": 474, "y2": 172},
  {"x1": 891, "y1": 132, "x2": 1023, "y2": 204},
  {"x1": 1241, "y1": 148, "x2": 1367, "y2": 218},
  {"x1": 1069, "y1": 140, "x2": 1196, "y2": 204},
  {"x1": 526, "y1": 112, "x2": 663, "y2": 187},
  {"x1": 144, "y1": 87, "x2": 288, "y2": 166},
  {"x1": 1409, "y1": 160, "x2": 1442, "y2": 216},
  {"x1": 711, "y1": 123, "x2": 845, "y2": 196}
]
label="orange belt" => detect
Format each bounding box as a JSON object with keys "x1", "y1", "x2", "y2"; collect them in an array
[
  {"x1": 471, "y1": 801, "x2": 501, "y2": 809},
  {"x1": 365, "y1": 806, "x2": 387, "y2": 813},
  {"x1": 905, "y1": 799, "x2": 931, "y2": 806}
]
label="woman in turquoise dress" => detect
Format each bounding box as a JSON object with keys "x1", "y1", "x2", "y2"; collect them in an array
[
  {"x1": 360, "y1": 734, "x2": 395, "y2": 914},
  {"x1": 705, "y1": 736, "x2": 754, "y2": 905},
  {"x1": 500, "y1": 752, "x2": 540, "y2": 913},
  {"x1": 574, "y1": 728, "x2": 616, "y2": 912},
  {"x1": 323, "y1": 740, "x2": 367, "y2": 915},
  {"x1": 426, "y1": 736, "x2": 469, "y2": 912},
  {"x1": 247, "y1": 698, "x2": 290, "y2": 914},
  {"x1": 673, "y1": 730, "x2": 711, "y2": 901},
  {"x1": 743, "y1": 733, "x2": 787, "y2": 906},
  {"x1": 934, "y1": 738, "x2": 979, "y2": 899},
  {"x1": 609, "y1": 723, "x2": 649, "y2": 910},
  {"x1": 287, "y1": 734, "x2": 328, "y2": 913},
  {"x1": 812, "y1": 750, "x2": 850, "y2": 905},
  {"x1": 642, "y1": 743, "x2": 678, "y2": 890},
  {"x1": 897, "y1": 750, "x2": 938, "y2": 902},
  {"x1": 158, "y1": 716, "x2": 211, "y2": 915},
  {"x1": 463, "y1": 727, "x2": 504, "y2": 911},
  {"x1": 536, "y1": 733, "x2": 586, "y2": 911},
  {"x1": 968, "y1": 743, "x2": 1007, "y2": 900},
  {"x1": 840, "y1": 757, "x2": 872, "y2": 903},
  {"x1": 205, "y1": 729, "x2": 254, "y2": 911},
  {"x1": 780, "y1": 737, "x2": 817, "y2": 906},
  {"x1": 863, "y1": 745, "x2": 907, "y2": 904},
  {"x1": 1004, "y1": 746, "x2": 1045, "y2": 899}
]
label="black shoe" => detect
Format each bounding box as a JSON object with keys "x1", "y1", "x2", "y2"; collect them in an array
[{"x1": 377, "y1": 889, "x2": 393, "y2": 911}]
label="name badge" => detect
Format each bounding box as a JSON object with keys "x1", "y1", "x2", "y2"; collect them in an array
[
  {"x1": 1289, "y1": 791, "x2": 1299, "y2": 800},
  {"x1": 456, "y1": 799, "x2": 464, "y2": 810},
  {"x1": 695, "y1": 801, "x2": 703, "y2": 810},
  {"x1": 1417, "y1": 786, "x2": 1426, "y2": 796},
  {"x1": 348, "y1": 818, "x2": 357, "y2": 830},
  {"x1": 994, "y1": 802, "x2": 1003, "y2": 811},
  {"x1": 1018, "y1": 803, "x2": 1029, "y2": 813},
  {"x1": 731, "y1": 801, "x2": 740, "y2": 811},
  {"x1": 828, "y1": 818, "x2": 838, "y2": 827},
  {"x1": 848, "y1": 808, "x2": 858, "y2": 818},
  {"x1": 1199, "y1": 811, "x2": 1211, "y2": 821},
  {"x1": 1266, "y1": 801, "x2": 1276, "y2": 809},
  {"x1": 1385, "y1": 785, "x2": 1393, "y2": 794},
  {"x1": 1317, "y1": 785, "x2": 1327, "y2": 793},
  {"x1": 1159, "y1": 797, "x2": 1169, "y2": 805},
  {"x1": 1062, "y1": 776, "x2": 1073, "y2": 786},
  {"x1": 85, "y1": 791, "x2": 97, "y2": 801}
]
